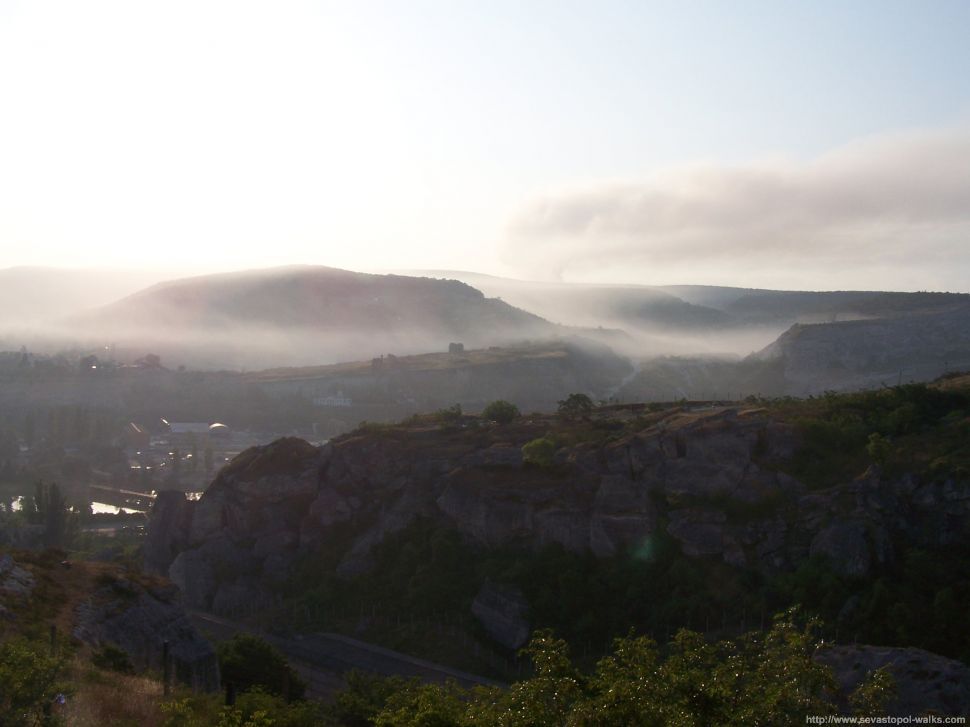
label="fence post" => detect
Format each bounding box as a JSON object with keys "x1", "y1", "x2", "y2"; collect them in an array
[{"x1": 163, "y1": 640, "x2": 171, "y2": 696}]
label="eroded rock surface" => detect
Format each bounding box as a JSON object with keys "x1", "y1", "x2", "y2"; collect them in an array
[
  {"x1": 818, "y1": 644, "x2": 970, "y2": 716},
  {"x1": 73, "y1": 572, "x2": 219, "y2": 691},
  {"x1": 471, "y1": 580, "x2": 531, "y2": 650},
  {"x1": 145, "y1": 409, "x2": 970, "y2": 628}
]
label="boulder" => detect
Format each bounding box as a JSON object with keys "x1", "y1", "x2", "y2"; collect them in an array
[
  {"x1": 817, "y1": 644, "x2": 970, "y2": 716},
  {"x1": 73, "y1": 574, "x2": 219, "y2": 692},
  {"x1": 0, "y1": 554, "x2": 35, "y2": 599},
  {"x1": 143, "y1": 490, "x2": 195, "y2": 575},
  {"x1": 471, "y1": 581, "x2": 530, "y2": 650}
]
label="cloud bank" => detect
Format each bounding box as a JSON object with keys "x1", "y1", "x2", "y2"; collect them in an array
[{"x1": 504, "y1": 127, "x2": 970, "y2": 291}]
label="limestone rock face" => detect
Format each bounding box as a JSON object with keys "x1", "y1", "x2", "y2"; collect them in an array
[
  {"x1": 810, "y1": 521, "x2": 872, "y2": 577},
  {"x1": 143, "y1": 490, "x2": 196, "y2": 575},
  {"x1": 667, "y1": 509, "x2": 727, "y2": 557},
  {"x1": 471, "y1": 581, "x2": 531, "y2": 650},
  {"x1": 143, "y1": 408, "x2": 970, "y2": 622},
  {"x1": 817, "y1": 645, "x2": 970, "y2": 716},
  {"x1": 72, "y1": 573, "x2": 219, "y2": 692}
]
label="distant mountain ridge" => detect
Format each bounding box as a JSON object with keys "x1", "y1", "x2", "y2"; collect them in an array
[
  {"x1": 404, "y1": 270, "x2": 970, "y2": 355},
  {"x1": 62, "y1": 266, "x2": 558, "y2": 368}
]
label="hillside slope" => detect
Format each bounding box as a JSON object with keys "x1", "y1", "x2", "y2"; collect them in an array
[
  {"x1": 66, "y1": 266, "x2": 558, "y2": 368},
  {"x1": 145, "y1": 380, "x2": 970, "y2": 680}
]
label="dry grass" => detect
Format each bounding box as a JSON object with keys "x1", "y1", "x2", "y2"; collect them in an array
[{"x1": 61, "y1": 660, "x2": 169, "y2": 727}]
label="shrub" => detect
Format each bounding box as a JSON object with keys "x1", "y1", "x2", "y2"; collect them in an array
[
  {"x1": 91, "y1": 642, "x2": 133, "y2": 674},
  {"x1": 866, "y1": 432, "x2": 891, "y2": 466},
  {"x1": 217, "y1": 634, "x2": 306, "y2": 701},
  {"x1": 433, "y1": 404, "x2": 462, "y2": 424},
  {"x1": 481, "y1": 400, "x2": 520, "y2": 424},
  {"x1": 0, "y1": 638, "x2": 68, "y2": 726},
  {"x1": 522, "y1": 437, "x2": 556, "y2": 468}
]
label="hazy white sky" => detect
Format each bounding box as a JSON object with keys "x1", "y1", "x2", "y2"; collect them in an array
[{"x1": 2, "y1": 0, "x2": 969, "y2": 290}]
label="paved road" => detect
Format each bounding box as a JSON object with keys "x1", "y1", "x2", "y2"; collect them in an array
[{"x1": 189, "y1": 611, "x2": 504, "y2": 700}]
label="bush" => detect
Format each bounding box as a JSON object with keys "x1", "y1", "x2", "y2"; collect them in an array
[
  {"x1": 0, "y1": 638, "x2": 68, "y2": 726},
  {"x1": 217, "y1": 634, "x2": 306, "y2": 701},
  {"x1": 91, "y1": 642, "x2": 133, "y2": 674},
  {"x1": 433, "y1": 404, "x2": 462, "y2": 424},
  {"x1": 522, "y1": 437, "x2": 556, "y2": 468},
  {"x1": 481, "y1": 400, "x2": 520, "y2": 424}
]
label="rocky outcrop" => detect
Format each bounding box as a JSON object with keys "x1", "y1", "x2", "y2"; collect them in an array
[
  {"x1": 818, "y1": 644, "x2": 970, "y2": 715},
  {"x1": 72, "y1": 572, "x2": 219, "y2": 691},
  {"x1": 471, "y1": 581, "x2": 530, "y2": 650},
  {"x1": 0, "y1": 553, "x2": 35, "y2": 600},
  {"x1": 143, "y1": 490, "x2": 196, "y2": 576},
  {"x1": 145, "y1": 407, "x2": 970, "y2": 626},
  {"x1": 755, "y1": 306, "x2": 970, "y2": 395}
]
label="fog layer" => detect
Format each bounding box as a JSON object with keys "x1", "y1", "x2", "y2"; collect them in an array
[{"x1": 505, "y1": 127, "x2": 970, "y2": 291}]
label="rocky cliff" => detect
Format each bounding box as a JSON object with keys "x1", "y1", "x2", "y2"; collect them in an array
[
  {"x1": 145, "y1": 404, "x2": 970, "y2": 615},
  {"x1": 755, "y1": 305, "x2": 970, "y2": 394}
]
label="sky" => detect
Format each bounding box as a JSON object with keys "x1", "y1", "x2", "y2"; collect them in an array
[{"x1": 1, "y1": 0, "x2": 969, "y2": 290}]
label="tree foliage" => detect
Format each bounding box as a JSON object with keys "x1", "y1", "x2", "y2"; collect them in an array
[
  {"x1": 25, "y1": 480, "x2": 75, "y2": 548},
  {"x1": 557, "y1": 393, "x2": 594, "y2": 419},
  {"x1": 216, "y1": 634, "x2": 306, "y2": 702},
  {"x1": 521, "y1": 437, "x2": 556, "y2": 468},
  {"x1": 0, "y1": 638, "x2": 68, "y2": 726},
  {"x1": 481, "y1": 400, "x2": 520, "y2": 424},
  {"x1": 315, "y1": 612, "x2": 893, "y2": 726}
]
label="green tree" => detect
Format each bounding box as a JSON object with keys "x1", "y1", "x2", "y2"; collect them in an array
[
  {"x1": 28, "y1": 480, "x2": 73, "y2": 548},
  {"x1": 217, "y1": 634, "x2": 306, "y2": 702},
  {"x1": 557, "y1": 393, "x2": 594, "y2": 419},
  {"x1": 375, "y1": 682, "x2": 466, "y2": 727},
  {"x1": 362, "y1": 612, "x2": 891, "y2": 726},
  {"x1": 327, "y1": 671, "x2": 413, "y2": 727},
  {"x1": 481, "y1": 400, "x2": 520, "y2": 424},
  {"x1": 0, "y1": 638, "x2": 68, "y2": 726}
]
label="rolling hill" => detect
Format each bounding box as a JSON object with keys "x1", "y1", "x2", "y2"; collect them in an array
[{"x1": 64, "y1": 266, "x2": 559, "y2": 368}]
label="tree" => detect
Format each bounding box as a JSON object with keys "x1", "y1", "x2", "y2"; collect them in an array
[
  {"x1": 0, "y1": 638, "x2": 68, "y2": 726},
  {"x1": 360, "y1": 611, "x2": 892, "y2": 725},
  {"x1": 28, "y1": 480, "x2": 72, "y2": 548},
  {"x1": 217, "y1": 634, "x2": 306, "y2": 702},
  {"x1": 481, "y1": 400, "x2": 520, "y2": 424},
  {"x1": 557, "y1": 393, "x2": 594, "y2": 419}
]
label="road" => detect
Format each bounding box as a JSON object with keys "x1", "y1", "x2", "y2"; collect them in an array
[{"x1": 188, "y1": 611, "x2": 504, "y2": 701}]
